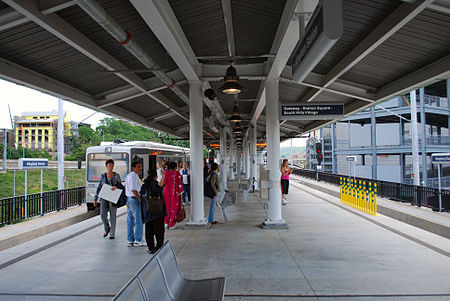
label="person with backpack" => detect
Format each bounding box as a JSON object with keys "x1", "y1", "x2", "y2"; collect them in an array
[
  {"x1": 206, "y1": 163, "x2": 220, "y2": 226},
  {"x1": 141, "y1": 170, "x2": 167, "y2": 254},
  {"x1": 93, "y1": 159, "x2": 124, "y2": 240}
]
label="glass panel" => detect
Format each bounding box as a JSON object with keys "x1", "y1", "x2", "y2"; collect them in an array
[{"x1": 87, "y1": 153, "x2": 129, "y2": 182}]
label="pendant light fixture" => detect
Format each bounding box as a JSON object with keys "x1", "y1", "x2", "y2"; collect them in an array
[
  {"x1": 228, "y1": 101, "x2": 243, "y2": 123},
  {"x1": 220, "y1": 64, "x2": 244, "y2": 95},
  {"x1": 232, "y1": 124, "x2": 243, "y2": 135}
]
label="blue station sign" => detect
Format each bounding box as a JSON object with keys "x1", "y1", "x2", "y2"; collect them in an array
[
  {"x1": 18, "y1": 158, "x2": 49, "y2": 169},
  {"x1": 431, "y1": 153, "x2": 450, "y2": 164}
]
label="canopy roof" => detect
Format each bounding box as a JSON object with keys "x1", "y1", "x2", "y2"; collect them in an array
[{"x1": 1, "y1": 0, "x2": 449, "y2": 143}]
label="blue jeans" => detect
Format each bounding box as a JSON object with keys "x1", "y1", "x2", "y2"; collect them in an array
[
  {"x1": 208, "y1": 197, "x2": 216, "y2": 223},
  {"x1": 182, "y1": 184, "x2": 190, "y2": 204},
  {"x1": 126, "y1": 197, "x2": 143, "y2": 243}
]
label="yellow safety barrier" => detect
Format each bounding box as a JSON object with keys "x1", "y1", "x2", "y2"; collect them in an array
[{"x1": 339, "y1": 177, "x2": 377, "y2": 215}]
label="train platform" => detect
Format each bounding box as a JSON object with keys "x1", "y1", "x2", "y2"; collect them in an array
[{"x1": 0, "y1": 181, "x2": 449, "y2": 300}]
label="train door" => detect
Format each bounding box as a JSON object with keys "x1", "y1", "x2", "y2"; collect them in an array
[{"x1": 148, "y1": 155, "x2": 157, "y2": 173}]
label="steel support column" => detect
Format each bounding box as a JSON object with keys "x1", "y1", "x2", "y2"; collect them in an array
[
  {"x1": 219, "y1": 127, "x2": 228, "y2": 191},
  {"x1": 186, "y1": 81, "x2": 206, "y2": 225},
  {"x1": 229, "y1": 138, "x2": 235, "y2": 180},
  {"x1": 419, "y1": 88, "x2": 427, "y2": 186},
  {"x1": 262, "y1": 79, "x2": 286, "y2": 228},
  {"x1": 371, "y1": 106, "x2": 377, "y2": 179},
  {"x1": 57, "y1": 99, "x2": 64, "y2": 190},
  {"x1": 410, "y1": 90, "x2": 420, "y2": 186},
  {"x1": 251, "y1": 125, "x2": 258, "y2": 191}
]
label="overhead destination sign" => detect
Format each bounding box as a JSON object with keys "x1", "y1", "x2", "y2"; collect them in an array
[
  {"x1": 291, "y1": 1, "x2": 343, "y2": 83},
  {"x1": 280, "y1": 104, "x2": 344, "y2": 120},
  {"x1": 18, "y1": 158, "x2": 49, "y2": 169},
  {"x1": 431, "y1": 153, "x2": 450, "y2": 164}
]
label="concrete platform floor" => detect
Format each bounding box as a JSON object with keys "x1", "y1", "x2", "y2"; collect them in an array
[{"x1": 0, "y1": 182, "x2": 449, "y2": 300}]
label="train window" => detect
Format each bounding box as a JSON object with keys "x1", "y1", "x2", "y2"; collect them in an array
[{"x1": 87, "y1": 153, "x2": 129, "y2": 182}]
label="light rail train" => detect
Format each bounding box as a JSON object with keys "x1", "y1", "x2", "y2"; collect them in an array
[{"x1": 85, "y1": 141, "x2": 189, "y2": 211}]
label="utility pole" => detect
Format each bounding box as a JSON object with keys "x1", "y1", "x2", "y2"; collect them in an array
[
  {"x1": 3, "y1": 129, "x2": 6, "y2": 171},
  {"x1": 58, "y1": 99, "x2": 64, "y2": 190}
]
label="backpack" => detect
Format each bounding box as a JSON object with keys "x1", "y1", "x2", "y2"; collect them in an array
[
  {"x1": 204, "y1": 172, "x2": 217, "y2": 198},
  {"x1": 143, "y1": 183, "x2": 164, "y2": 213}
]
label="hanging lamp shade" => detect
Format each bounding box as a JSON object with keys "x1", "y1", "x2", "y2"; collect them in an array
[
  {"x1": 220, "y1": 65, "x2": 244, "y2": 95},
  {"x1": 232, "y1": 124, "x2": 243, "y2": 134},
  {"x1": 228, "y1": 104, "x2": 243, "y2": 122}
]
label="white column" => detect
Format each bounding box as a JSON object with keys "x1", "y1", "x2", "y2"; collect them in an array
[
  {"x1": 236, "y1": 147, "x2": 241, "y2": 185},
  {"x1": 219, "y1": 127, "x2": 228, "y2": 191},
  {"x1": 187, "y1": 81, "x2": 206, "y2": 225},
  {"x1": 410, "y1": 90, "x2": 420, "y2": 186},
  {"x1": 57, "y1": 99, "x2": 64, "y2": 190},
  {"x1": 262, "y1": 79, "x2": 286, "y2": 228},
  {"x1": 229, "y1": 137, "x2": 235, "y2": 180},
  {"x1": 243, "y1": 135, "x2": 249, "y2": 179},
  {"x1": 251, "y1": 124, "x2": 258, "y2": 190}
]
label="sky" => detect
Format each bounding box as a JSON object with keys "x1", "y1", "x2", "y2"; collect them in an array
[
  {"x1": 0, "y1": 79, "x2": 107, "y2": 130},
  {"x1": 1, "y1": 78, "x2": 306, "y2": 147}
]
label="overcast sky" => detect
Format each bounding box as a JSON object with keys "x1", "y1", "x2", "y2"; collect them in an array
[
  {"x1": 1, "y1": 78, "x2": 306, "y2": 147},
  {"x1": 0, "y1": 79, "x2": 107, "y2": 130}
]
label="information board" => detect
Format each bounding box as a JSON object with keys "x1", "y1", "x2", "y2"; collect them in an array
[{"x1": 280, "y1": 104, "x2": 344, "y2": 120}]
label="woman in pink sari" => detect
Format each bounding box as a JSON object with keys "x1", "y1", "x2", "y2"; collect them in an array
[{"x1": 159, "y1": 161, "x2": 184, "y2": 229}]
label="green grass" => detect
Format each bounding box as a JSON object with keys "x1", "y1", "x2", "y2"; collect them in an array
[{"x1": 0, "y1": 169, "x2": 86, "y2": 199}]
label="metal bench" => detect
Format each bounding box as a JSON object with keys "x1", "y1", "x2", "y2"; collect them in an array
[
  {"x1": 113, "y1": 241, "x2": 226, "y2": 301},
  {"x1": 217, "y1": 190, "x2": 237, "y2": 222}
]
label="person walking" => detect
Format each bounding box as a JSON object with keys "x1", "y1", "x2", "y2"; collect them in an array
[
  {"x1": 141, "y1": 170, "x2": 167, "y2": 254},
  {"x1": 207, "y1": 163, "x2": 220, "y2": 226},
  {"x1": 159, "y1": 161, "x2": 183, "y2": 229},
  {"x1": 203, "y1": 158, "x2": 209, "y2": 181},
  {"x1": 180, "y1": 162, "x2": 191, "y2": 205},
  {"x1": 281, "y1": 159, "x2": 292, "y2": 205},
  {"x1": 156, "y1": 161, "x2": 163, "y2": 183},
  {"x1": 125, "y1": 161, "x2": 145, "y2": 247},
  {"x1": 93, "y1": 159, "x2": 123, "y2": 239}
]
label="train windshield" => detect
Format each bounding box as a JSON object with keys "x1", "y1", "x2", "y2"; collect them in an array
[{"x1": 87, "y1": 153, "x2": 129, "y2": 182}]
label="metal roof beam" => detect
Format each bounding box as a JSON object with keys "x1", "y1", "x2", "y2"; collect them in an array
[
  {"x1": 3, "y1": 0, "x2": 188, "y2": 129},
  {"x1": 376, "y1": 54, "x2": 450, "y2": 101},
  {"x1": 300, "y1": 0, "x2": 434, "y2": 103},
  {"x1": 39, "y1": 0, "x2": 76, "y2": 15},
  {"x1": 130, "y1": 0, "x2": 230, "y2": 129},
  {"x1": 221, "y1": 0, "x2": 235, "y2": 58},
  {"x1": 0, "y1": 7, "x2": 28, "y2": 31},
  {"x1": 0, "y1": 56, "x2": 179, "y2": 136},
  {"x1": 95, "y1": 69, "x2": 187, "y2": 108},
  {"x1": 250, "y1": 0, "x2": 300, "y2": 124},
  {"x1": 0, "y1": 1, "x2": 76, "y2": 32}
]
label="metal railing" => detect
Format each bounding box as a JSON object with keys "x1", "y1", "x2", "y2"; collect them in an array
[
  {"x1": 0, "y1": 186, "x2": 85, "y2": 226},
  {"x1": 292, "y1": 169, "x2": 449, "y2": 212}
]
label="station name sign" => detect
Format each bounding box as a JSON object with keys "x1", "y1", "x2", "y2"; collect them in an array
[
  {"x1": 291, "y1": 1, "x2": 343, "y2": 83},
  {"x1": 18, "y1": 158, "x2": 49, "y2": 169},
  {"x1": 431, "y1": 153, "x2": 450, "y2": 164},
  {"x1": 280, "y1": 104, "x2": 344, "y2": 120}
]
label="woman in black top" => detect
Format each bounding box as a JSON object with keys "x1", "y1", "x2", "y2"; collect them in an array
[{"x1": 140, "y1": 170, "x2": 167, "y2": 254}]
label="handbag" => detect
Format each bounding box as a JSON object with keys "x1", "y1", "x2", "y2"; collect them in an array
[
  {"x1": 175, "y1": 200, "x2": 186, "y2": 222},
  {"x1": 145, "y1": 194, "x2": 164, "y2": 213}
]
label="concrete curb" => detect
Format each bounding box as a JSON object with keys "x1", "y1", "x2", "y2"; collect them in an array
[
  {"x1": 293, "y1": 178, "x2": 450, "y2": 240},
  {"x1": 0, "y1": 210, "x2": 98, "y2": 252}
]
